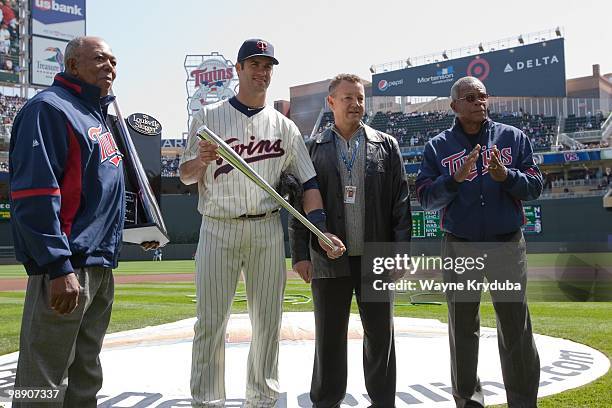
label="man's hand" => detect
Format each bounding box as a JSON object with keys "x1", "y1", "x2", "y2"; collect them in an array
[
  {"x1": 179, "y1": 140, "x2": 219, "y2": 185},
  {"x1": 453, "y1": 144, "x2": 481, "y2": 183},
  {"x1": 50, "y1": 272, "x2": 81, "y2": 315},
  {"x1": 293, "y1": 260, "x2": 313, "y2": 283},
  {"x1": 141, "y1": 241, "x2": 160, "y2": 251},
  {"x1": 318, "y1": 233, "x2": 346, "y2": 259},
  {"x1": 488, "y1": 145, "x2": 508, "y2": 182},
  {"x1": 198, "y1": 140, "x2": 220, "y2": 166}
]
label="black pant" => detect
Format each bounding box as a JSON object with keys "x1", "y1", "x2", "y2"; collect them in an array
[
  {"x1": 310, "y1": 257, "x2": 396, "y2": 408},
  {"x1": 443, "y1": 231, "x2": 540, "y2": 408}
]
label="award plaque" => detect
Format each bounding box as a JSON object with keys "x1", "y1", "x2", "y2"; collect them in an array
[{"x1": 108, "y1": 95, "x2": 170, "y2": 247}]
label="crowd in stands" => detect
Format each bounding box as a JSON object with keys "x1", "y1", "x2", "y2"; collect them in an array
[
  {"x1": 403, "y1": 155, "x2": 423, "y2": 164},
  {"x1": 161, "y1": 156, "x2": 180, "y2": 177},
  {"x1": 368, "y1": 110, "x2": 558, "y2": 152},
  {"x1": 0, "y1": 92, "x2": 27, "y2": 139},
  {"x1": 371, "y1": 110, "x2": 454, "y2": 147},
  {"x1": 316, "y1": 109, "x2": 610, "y2": 157},
  {"x1": 582, "y1": 141, "x2": 610, "y2": 149},
  {"x1": 543, "y1": 166, "x2": 612, "y2": 192},
  {"x1": 564, "y1": 111, "x2": 607, "y2": 133},
  {"x1": 0, "y1": 0, "x2": 19, "y2": 72},
  {"x1": 489, "y1": 112, "x2": 557, "y2": 151}
]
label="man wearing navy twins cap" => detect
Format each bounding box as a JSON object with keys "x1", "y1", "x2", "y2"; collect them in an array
[
  {"x1": 237, "y1": 38, "x2": 280, "y2": 65},
  {"x1": 181, "y1": 38, "x2": 345, "y2": 407}
]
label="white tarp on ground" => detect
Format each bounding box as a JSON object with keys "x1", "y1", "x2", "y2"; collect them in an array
[{"x1": 0, "y1": 312, "x2": 609, "y2": 407}]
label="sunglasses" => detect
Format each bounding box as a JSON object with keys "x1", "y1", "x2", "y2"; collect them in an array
[{"x1": 458, "y1": 93, "x2": 490, "y2": 103}]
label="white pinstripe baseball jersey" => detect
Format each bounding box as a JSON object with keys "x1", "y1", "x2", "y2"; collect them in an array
[{"x1": 180, "y1": 99, "x2": 316, "y2": 218}]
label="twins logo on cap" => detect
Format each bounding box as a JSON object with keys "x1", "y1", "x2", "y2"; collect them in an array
[{"x1": 237, "y1": 38, "x2": 279, "y2": 65}]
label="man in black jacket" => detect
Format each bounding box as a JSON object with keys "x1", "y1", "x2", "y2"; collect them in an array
[{"x1": 290, "y1": 74, "x2": 412, "y2": 408}]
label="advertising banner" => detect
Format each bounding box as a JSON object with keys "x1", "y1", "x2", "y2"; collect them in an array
[
  {"x1": 31, "y1": 0, "x2": 86, "y2": 41},
  {"x1": 30, "y1": 35, "x2": 68, "y2": 86},
  {"x1": 373, "y1": 39, "x2": 566, "y2": 97}
]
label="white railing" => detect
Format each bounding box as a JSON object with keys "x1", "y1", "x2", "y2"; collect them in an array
[
  {"x1": 564, "y1": 130, "x2": 603, "y2": 141},
  {"x1": 557, "y1": 133, "x2": 585, "y2": 149},
  {"x1": 551, "y1": 178, "x2": 606, "y2": 188},
  {"x1": 601, "y1": 112, "x2": 612, "y2": 140},
  {"x1": 540, "y1": 189, "x2": 608, "y2": 200}
]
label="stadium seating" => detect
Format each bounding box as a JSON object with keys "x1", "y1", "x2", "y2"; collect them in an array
[
  {"x1": 489, "y1": 112, "x2": 557, "y2": 151},
  {"x1": 158, "y1": 108, "x2": 607, "y2": 181},
  {"x1": 0, "y1": 92, "x2": 27, "y2": 136},
  {"x1": 161, "y1": 156, "x2": 180, "y2": 177},
  {"x1": 368, "y1": 110, "x2": 557, "y2": 152},
  {"x1": 563, "y1": 112, "x2": 607, "y2": 133}
]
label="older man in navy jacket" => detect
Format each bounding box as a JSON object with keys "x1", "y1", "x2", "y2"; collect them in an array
[
  {"x1": 415, "y1": 76, "x2": 542, "y2": 408},
  {"x1": 10, "y1": 36, "x2": 130, "y2": 407}
]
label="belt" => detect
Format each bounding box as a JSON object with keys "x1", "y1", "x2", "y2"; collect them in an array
[{"x1": 237, "y1": 209, "x2": 280, "y2": 219}]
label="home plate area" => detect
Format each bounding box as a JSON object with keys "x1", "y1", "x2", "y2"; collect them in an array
[{"x1": 0, "y1": 312, "x2": 608, "y2": 407}]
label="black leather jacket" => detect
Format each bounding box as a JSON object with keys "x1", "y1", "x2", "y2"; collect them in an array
[{"x1": 289, "y1": 125, "x2": 412, "y2": 278}]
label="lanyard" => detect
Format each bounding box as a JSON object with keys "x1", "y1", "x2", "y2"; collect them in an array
[{"x1": 336, "y1": 132, "x2": 362, "y2": 182}]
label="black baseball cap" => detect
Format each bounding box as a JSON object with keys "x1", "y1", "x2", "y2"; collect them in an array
[{"x1": 237, "y1": 38, "x2": 279, "y2": 65}]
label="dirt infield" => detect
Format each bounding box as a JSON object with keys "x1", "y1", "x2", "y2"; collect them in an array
[{"x1": 0, "y1": 271, "x2": 302, "y2": 291}]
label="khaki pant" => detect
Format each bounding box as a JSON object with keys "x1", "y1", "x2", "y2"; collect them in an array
[{"x1": 13, "y1": 267, "x2": 114, "y2": 408}]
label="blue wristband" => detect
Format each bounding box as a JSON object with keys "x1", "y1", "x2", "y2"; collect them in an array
[{"x1": 306, "y1": 209, "x2": 327, "y2": 233}]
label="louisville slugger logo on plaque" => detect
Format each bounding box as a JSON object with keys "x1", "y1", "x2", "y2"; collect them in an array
[{"x1": 127, "y1": 113, "x2": 162, "y2": 136}]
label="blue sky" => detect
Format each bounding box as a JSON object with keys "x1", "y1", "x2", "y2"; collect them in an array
[{"x1": 86, "y1": 0, "x2": 612, "y2": 139}]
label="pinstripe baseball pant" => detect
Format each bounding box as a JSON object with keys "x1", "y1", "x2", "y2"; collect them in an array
[{"x1": 191, "y1": 213, "x2": 286, "y2": 407}]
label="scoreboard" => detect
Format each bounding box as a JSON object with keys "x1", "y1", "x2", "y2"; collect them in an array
[
  {"x1": 0, "y1": 201, "x2": 8, "y2": 220},
  {"x1": 411, "y1": 205, "x2": 542, "y2": 238},
  {"x1": 411, "y1": 210, "x2": 443, "y2": 238},
  {"x1": 523, "y1": 205, "x2": 542, "y2": 234},
  {"x1": 0, "y1": 178, "x2": 8, "y2": 220}
]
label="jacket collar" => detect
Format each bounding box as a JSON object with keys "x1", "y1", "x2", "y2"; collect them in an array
[
  {"x1": 451, "y1": 117, "x2": 492, "y2": 136},
  {"x1": 53, "y1": 73, "x2": 116, "y2": 109},
  {"x1": 316, "y1": 122, "x2": 384, "y2": 144}
]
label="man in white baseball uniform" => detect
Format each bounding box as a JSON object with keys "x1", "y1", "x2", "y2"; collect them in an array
[{"x1": 180, "y1": 38, "x2": 345, "y2": 408}]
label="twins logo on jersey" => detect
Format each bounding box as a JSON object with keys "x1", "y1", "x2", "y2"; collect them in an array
[
  {"x1": 214, "y1": 136, "x2": 285, "y2": 178},
  {"x1": 87, "y1": 125, "x2": 123, "y2": 167},
  {"x1": 441, "y1": 146, "x2": 512, "y2": 181}
]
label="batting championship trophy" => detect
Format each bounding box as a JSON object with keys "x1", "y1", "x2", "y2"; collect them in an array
[{"x1": 108, "y1": 93, "x2": 170, "y2": 247}]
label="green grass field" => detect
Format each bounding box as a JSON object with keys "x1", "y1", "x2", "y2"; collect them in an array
[{"x1": 0, "y1": 260, "x2": 610, "y2": 407}]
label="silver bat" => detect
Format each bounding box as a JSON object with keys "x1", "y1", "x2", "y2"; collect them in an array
[{"x1": 196, "y1": 125, "x2": 335, "y2": 250}]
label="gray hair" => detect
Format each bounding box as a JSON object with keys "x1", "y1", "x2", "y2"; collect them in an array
[
  {"x1": 63, "y1": 36, "x2": 88, "y2": 68},
  {"x1": 329, "y1": 73, "x2": 362, "y2": 95},
  {"x1": 450, "y1": 76, "x2": 485, "y2": 101}
]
